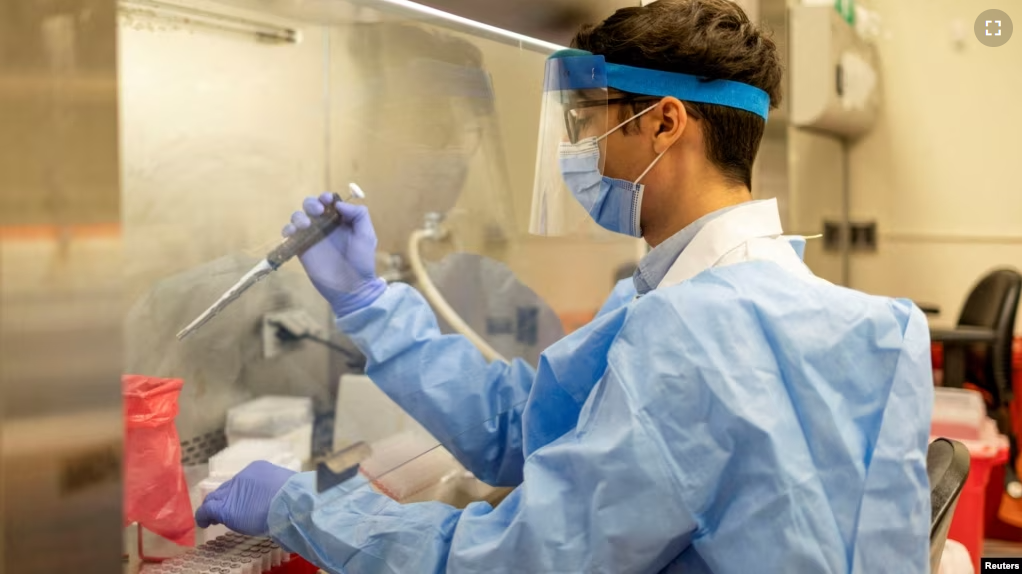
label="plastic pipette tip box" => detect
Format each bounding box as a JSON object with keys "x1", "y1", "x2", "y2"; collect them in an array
[
  {"x1": 208, "y1": 439, "x2": 300, "y2": 480},
  {"x1": 138, "y1": 532, "x2": 318, "y2": 574}
]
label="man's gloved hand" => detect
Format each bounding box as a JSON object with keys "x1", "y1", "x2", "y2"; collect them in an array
[
  {"x1": 282, "y1": 193, "x2": 387, "y2": 317},
  {"x1": 195, "y1": 461, "x2": 297, "y2": 537}
]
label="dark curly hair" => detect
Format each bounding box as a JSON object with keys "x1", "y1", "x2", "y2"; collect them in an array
[{"x1": 572, "y1": 0, "x2": 783, "y2": 188}]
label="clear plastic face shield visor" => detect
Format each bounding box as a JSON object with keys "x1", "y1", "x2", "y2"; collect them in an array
[
  {"x1": 529, "y1": 49, "x2": 772, "y2": 237},
  {"x1": 530, "y1": 52, "x2": 614, "y2": 237}
]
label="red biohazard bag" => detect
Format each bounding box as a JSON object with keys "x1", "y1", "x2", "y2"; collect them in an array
[{"x1": 123, "y1": 375, "x2": 195, "y2": 547}]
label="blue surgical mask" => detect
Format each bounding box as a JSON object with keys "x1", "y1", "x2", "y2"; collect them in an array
[{"x1": 557, "y1": 104, "x2": 666, "y2": 237}]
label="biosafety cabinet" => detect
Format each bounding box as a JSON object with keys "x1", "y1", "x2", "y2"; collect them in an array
[{"x1": 0, "y1": 0, "x2": 638, "y2": 571}]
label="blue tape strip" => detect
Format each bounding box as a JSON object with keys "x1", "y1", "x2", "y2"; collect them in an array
[
  {"x1": 543, "y1": 53, "x2": 607, "y2": 92},
  {"x1": 606, "y1": 63, "x2": 770, "y2": 120},
  {"x1": 549, "y1": 48, "x2": 591, "y2": 60},
  {"x1": 542, "y1": 50, "x2": 770, "y2": 120}
]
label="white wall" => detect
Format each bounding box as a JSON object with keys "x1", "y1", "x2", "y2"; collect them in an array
[{"x1": 848, "y1": 0, "x2": 1022, "y2": 330}]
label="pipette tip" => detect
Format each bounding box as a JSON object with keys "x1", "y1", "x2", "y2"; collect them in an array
[
  {"x1": 347, "y1": 182, "x2": 366, "y2": 200},
  {"x1": 176, "y1": 319, "x2": 203, "y2": 341}
]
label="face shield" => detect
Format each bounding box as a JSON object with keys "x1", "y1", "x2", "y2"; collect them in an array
[
  {"x1": 529, "y1": 49, "x2": 772, "y2": 237},
  {"x1": 530, "y1": 51, "x2": 613, "y2": 237}
]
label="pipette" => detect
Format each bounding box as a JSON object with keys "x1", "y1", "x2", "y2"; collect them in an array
[{"x1": 176, "y1": 183, "x2": 366, "y2": 341}]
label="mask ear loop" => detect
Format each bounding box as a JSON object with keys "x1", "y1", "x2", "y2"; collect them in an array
[
  {"x1": 635, "y1": 147, "x2": 668, "y2": 185},
  {"x1": 633, "y1": 100, "x2": 674, "y2": 185},
  {"x1": 595, "y1": 102, "x2": 659, "y2": 143},
  {"x1": 594, "y1": 102, "x2": 667, "y2": 186}
]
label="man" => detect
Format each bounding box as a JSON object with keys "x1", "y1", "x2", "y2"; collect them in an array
[{"x1": 196, "y1": 1, "x2": 934, "y2": 572}]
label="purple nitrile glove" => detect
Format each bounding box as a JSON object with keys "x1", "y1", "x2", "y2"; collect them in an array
[
  {"x1": 282, "y1": 193, "x2": 386, "y2": 317},
  {"x1": 195, "y1": 461, "x2": 297, "y2": 537}
]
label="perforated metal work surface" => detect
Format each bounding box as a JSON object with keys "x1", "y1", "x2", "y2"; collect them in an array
[{"x1": 181, "y1": 428, "x2": 228, "y2": 466}]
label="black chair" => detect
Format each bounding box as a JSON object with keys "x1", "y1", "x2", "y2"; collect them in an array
[
  {"x1": 928, "y1": 438, "x2": 971, "y2": 573},
  {"x1": 931, "y1": 268, "x2": 1021, "y2": 402},
  {"x1": 931, "y1": 269, "x2": 1022, "y2": 498}
]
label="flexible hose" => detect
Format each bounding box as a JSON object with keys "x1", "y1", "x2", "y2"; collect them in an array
[{"x1": 407, "y1": 229, "x2": 507, "y2": 363}]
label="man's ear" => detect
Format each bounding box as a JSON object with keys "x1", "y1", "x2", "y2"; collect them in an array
[{"x1": 651, "y1": 97, "x2": 688, "y2": 154}]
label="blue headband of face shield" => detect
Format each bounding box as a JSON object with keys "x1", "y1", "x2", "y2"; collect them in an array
[{"x1": 544, "y1": 48, "x2": 770, "y2": 120}]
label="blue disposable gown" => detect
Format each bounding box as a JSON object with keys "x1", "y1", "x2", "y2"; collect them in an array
[{"x1": 269, "y1": 260, "x2": 933, "y2": 573}]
